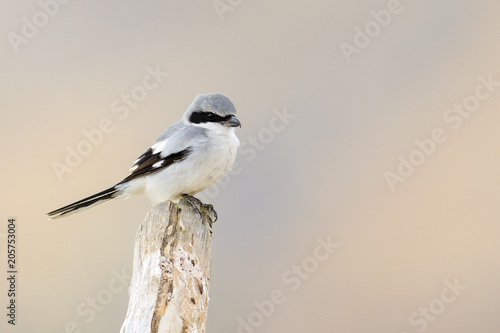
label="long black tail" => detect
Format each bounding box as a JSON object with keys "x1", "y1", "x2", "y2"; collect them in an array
[{"x1": 47, "y1": 186, "x2": 121, "y2": 219}]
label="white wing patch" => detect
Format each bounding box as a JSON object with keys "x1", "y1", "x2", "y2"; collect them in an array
[
  {"x1": 152, "y1": 161, "x2": 163, "y2": 168},
  {"x1": 152, "y1": 140, "x2": 167, "y2": 155}
]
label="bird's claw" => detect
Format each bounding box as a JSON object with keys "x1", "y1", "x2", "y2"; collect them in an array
[{"x1": 182, "y1": 194, "x2": 203, "y2": 219}]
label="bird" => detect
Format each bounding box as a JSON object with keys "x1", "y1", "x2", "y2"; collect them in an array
[{"x1": 47, "y1": 93, "x2": 241, "y2": 219}]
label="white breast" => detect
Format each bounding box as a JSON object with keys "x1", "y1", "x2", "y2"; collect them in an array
[{"x1": 144, "y1": 127, "x2": 239, "y2": 204}]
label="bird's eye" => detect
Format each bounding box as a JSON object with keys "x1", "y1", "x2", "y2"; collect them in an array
[{"x1": 207, "y1": 113, "x2": 216, "y2": 120}]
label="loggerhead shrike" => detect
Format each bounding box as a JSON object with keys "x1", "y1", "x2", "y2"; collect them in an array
[{"x1": 47, "y1": 93, "x2": 241, "y2": 219}]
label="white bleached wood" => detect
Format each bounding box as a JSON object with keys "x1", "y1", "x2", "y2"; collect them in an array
[{"x1": 121, "y1": 197, "x2": 216, "y2": 333}]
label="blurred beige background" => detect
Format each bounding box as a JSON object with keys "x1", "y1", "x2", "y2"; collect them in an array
[{"x1": 1, "y1": 0, "x2": 500, "y2": 332}]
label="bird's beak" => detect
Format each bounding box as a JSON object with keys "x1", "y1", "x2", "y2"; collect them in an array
[{"x1": 223, "y1": 115, "x2": 241, "y2": 128}]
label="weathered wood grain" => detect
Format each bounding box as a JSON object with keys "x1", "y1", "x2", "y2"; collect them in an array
[{"x1": 121, "y1": 196, "x2": 217, "y2": 333}]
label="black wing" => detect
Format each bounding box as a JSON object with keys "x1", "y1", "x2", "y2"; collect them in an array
[{"x1": 120, "y1": 147, "x2": 192, "y2": 183}]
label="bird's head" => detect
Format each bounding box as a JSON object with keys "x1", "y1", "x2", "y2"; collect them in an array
[{"x1": 184, "y1": 93, "x2": 241, "y2": 129}]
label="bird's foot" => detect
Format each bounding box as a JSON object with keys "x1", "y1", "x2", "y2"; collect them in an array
[{"x1": 182, "y1": 194, "x2": 202, "y2": 218}]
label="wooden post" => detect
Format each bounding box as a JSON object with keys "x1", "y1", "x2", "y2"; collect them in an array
[{"x1": 121, "y1": 196, "x2": 217, "y2": 333}]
